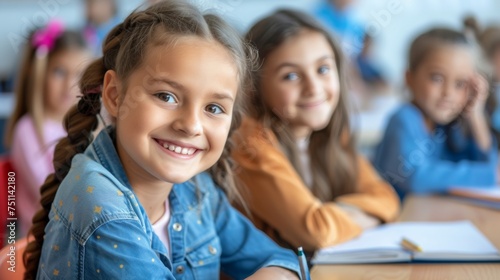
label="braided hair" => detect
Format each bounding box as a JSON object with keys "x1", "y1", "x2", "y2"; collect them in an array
[{"x1": 23, "y1": 1, "x2": 255, "y2": 278}]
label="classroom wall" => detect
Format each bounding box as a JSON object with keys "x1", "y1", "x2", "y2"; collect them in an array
[
  {"x1": 354, "y1": 0, "x2": 500, "y2": 85},
  {"x1": 221, "y1": 0, "x2": 500, "y2": 86},
  {"x1": 1, "y1": 0, "x2": 500, "y2": 86},
  {"x1": 0, "y1": 0, "x2": 143, "y2": 80}
]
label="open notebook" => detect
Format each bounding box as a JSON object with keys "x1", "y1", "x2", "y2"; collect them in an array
[{"x1": 312, "y1": 221, "x2": 500, "y2": 264}]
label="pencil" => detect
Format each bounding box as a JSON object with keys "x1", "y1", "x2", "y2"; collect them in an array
[
  {"x1": 400, "y1": 237, "x2": 423, "y2": 252},
  {"x1": 297, "y1": 247, "x2": 311, "y2": 280}
]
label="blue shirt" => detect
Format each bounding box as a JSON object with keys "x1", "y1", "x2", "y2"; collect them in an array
[
  {"x1": 314, "y1": 0, "x2": 364, "y2": 57},
  {"x1": 373, "y1": 103, "x2": 497, "y2": 199},
  {"x1": 356, "y1": 55, "x2": 385, "y2": 85},
  {"x1": 37, "y1": 127, "x2": 300, "y2": 279}
]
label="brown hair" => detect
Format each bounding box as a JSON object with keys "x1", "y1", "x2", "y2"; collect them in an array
[
  {"x1": 463, "y1": 15, "x2": 481, "y2": 42},
  {"x1": 479, "y1": 27, "x2": 500, "y2": 60},
  {"x1": 408, "y1": 27, "x2": 471, "y2": 71},
  {"x1": 245, "y1": 9, "x2": 358, "y2": 201},
  {"x1": 23, "y1": 1, "x2": 255, "y2": 278},
  {"x1": 4, "y1": 30, "x2": 87, "y2": 149},
  {"x1": 467, "y1": 24, "x2": 500, "y2": 147}
]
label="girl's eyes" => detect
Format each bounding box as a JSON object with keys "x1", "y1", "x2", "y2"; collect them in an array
[
  {"x1": 429, "y1": 74, "x2": 468, "y2": 89},
  {"x1": 52, "y1": 67, "x2": 67, "y2": 78},
  {"x1": 284, "y1": 73, "x2": 299, "y2": 81},
  {"x1": 283, "y1": 66, "x2": 331, "y2": 81},
  {"x1": 155, "y1": 92, "x2": 177, "y2": 103},
  {"x1": 318, "y1": 65, "x2": 330, "y2": 75},
  {"x1": 430, "y1": 74, "x2": 443, "y2": 83},
  {"x1": 456, "y1": 80, "x2": 467, "y2": 89},
  {"x1": 153, "y1": 92, "x2": 226, "y2": 115},
  {"x1": 205, "y1": 104, "x2": 224, "y2": 115}
]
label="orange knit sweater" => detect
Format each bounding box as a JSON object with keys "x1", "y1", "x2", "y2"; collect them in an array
[{"x1": 232, "y1": 118, "x2": 400, "y2": 252}]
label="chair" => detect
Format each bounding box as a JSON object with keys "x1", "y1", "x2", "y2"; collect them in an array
[
  {"x1": 0, "y1": 236, "x2": 28, "y2": 279},
  {"x1": 0, "y1": 156, "x2": 14, "y2": 247}
]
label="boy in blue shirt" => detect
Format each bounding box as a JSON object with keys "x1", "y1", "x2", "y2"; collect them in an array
[{"x1": 374, "y1": 28, "x2": 497, "y2": 200}]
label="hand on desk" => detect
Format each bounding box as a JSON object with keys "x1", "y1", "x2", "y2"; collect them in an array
[
  {"x1": 246, "y1": 267, "x2": 299, "y2": 280},
  {"x1": 338, "y1": 203, "x2": 380, "y2": 230}
]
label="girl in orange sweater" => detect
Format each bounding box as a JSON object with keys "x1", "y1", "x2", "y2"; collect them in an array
[{"x1": 232, "y1": 9, "x2": 400, "y2": 254}]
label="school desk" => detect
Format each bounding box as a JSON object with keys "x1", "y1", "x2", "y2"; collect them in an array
[{"x1": 310, "y1": 195, "x2": 500, "y2": 280}]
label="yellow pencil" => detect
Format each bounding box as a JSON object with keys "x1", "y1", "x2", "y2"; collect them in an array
[{"x1": 400, "y1": 238, "x2": 423, "y2": 252}]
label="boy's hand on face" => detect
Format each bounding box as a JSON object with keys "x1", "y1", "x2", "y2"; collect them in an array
[
  {"x1": 464, "y1": 73, "x2": 489, "y2": 119},
  {"x1": 463, "y1": 73, "x2": 492, "y2": 151}
]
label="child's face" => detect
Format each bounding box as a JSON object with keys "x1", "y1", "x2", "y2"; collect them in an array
[
  {"x1": 86, "y1": 0, "x2": 115, "y2": 25},
  {"x1": 260, "y1": 30, "x2": 340, "y2": 139},
  {"x1": 407, "y1": 46, "x2": 474, "y2": 125},
  {"x1": 105, "y1": 37, "x2": 238, "y2": 187},
  {"x1": 44, "y1": 49, "x2": 91, "y2": 119}
]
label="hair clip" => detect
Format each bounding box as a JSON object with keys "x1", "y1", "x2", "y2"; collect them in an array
[
  {"x1": 84, "y1": 85, "x2": 103, "y2": 95},
  {"x1": 77, "y1": 92, "x2": 101, "y2": 116},
  {"x1": 32, "y1": 20, "x2": 64, "y2": 53}
]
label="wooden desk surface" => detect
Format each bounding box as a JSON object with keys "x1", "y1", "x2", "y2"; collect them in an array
[{"x1": 310, "y1": 195, "x2": 500, "y2": 280}]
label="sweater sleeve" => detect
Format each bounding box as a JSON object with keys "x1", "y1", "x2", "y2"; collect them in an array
[
  {"x1": 233, "y1": 119, "x2": 392, "y2": 251},
  {"x1": 335, "y1": 156, "x2": 400, "y2": 222}
]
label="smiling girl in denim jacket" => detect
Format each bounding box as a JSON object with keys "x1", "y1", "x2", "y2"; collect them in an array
[{"x1": 22, "y1": 1, "x2": 300, "y2": 279}]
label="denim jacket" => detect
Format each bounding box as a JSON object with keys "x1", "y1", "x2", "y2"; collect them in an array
[{"x1": 37, "y1": 127, "x2": 300, "y2": 279}]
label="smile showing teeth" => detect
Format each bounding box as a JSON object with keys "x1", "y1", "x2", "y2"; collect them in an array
[{"x1": 162, "y1": 143, "x2": 196, "y2": 155}]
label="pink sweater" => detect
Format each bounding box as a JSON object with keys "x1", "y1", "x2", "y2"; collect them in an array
[{"x1": 11, "y1": 115, "x2": 66, "y2": 234}]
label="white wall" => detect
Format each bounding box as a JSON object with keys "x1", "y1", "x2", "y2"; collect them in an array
[
  {"x1": 196, "y1": 0, "x2": 319, "y2": 32},
  {"x1": 353, "y1": 0, "x2": 500, "y2": 86},
  {"x1": 0, "y1": 0, "x2": 318, "y2": 78},
  {"x1": 0, "y1": 0, "x2": 143, "y2": 78},
  {"x1": 1, "y1": 0, "x2": 500, "y2": 86}
]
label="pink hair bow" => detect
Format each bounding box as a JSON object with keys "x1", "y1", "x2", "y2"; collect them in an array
[{"x1": 32, "y1": 20, "x2": 64, "y2": 53}]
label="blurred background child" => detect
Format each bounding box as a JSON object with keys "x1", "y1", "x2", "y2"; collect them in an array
[
  {"x1": 83, "y1": 0, "x2": 121, "y2": 56},
  {"x1": 315, "y1": 0, "x2": 364, "y2": 58},
  {"x1": 374, "y1": 27, "x2": 497, "y2": 200},
  {"x1": 3, "y1": 20, "x2": 91, "y2": 235},
  {"x1": 355, "y1": 33, "x2": 390, "y2": 94},
  {"x1": 232, "y1": 9, "x2": 399, "y2": 257}
]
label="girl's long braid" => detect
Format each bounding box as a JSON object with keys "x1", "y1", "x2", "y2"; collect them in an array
[{"x1": 23, "y1": 22, "x2": 125, "y2": 280}]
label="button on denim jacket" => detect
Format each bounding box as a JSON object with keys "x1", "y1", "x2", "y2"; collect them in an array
[{"x1": 37, "y1": 127, "x2": 299, "y2": 279}]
